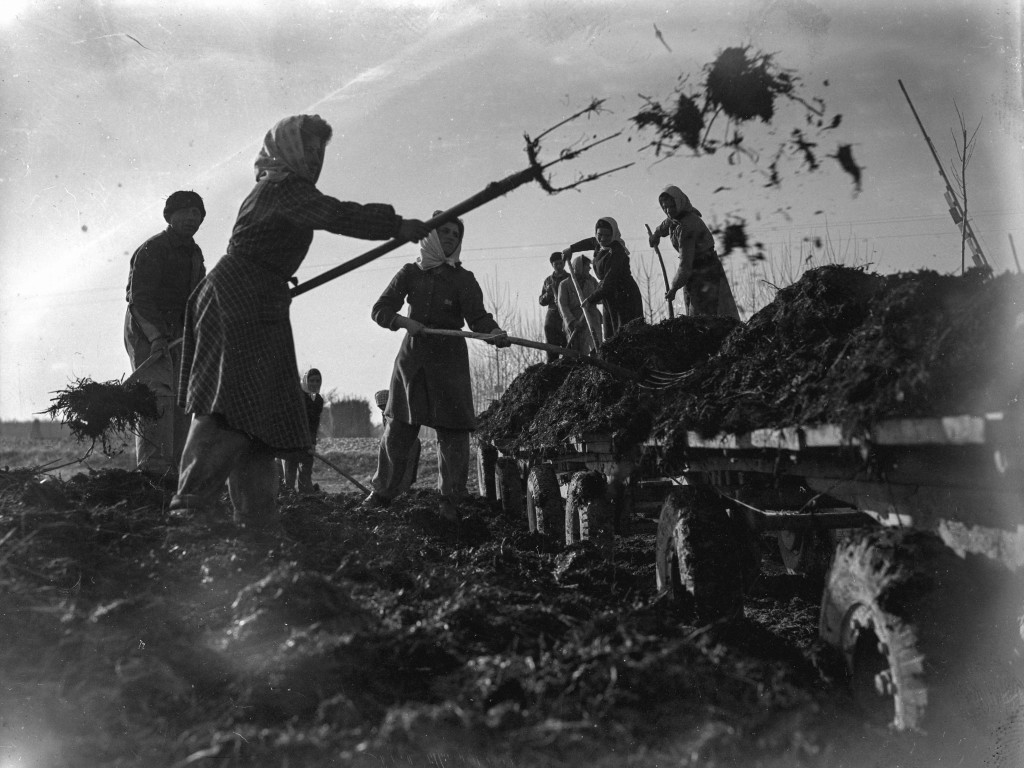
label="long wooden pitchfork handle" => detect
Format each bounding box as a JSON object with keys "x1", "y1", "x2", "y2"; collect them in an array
[
  {"x1": 419, "y1": 328, "x2": 639, "y2": 382},
  {"x1": 645, "y1": 224, "x2": 675, "y2": 319},
  {"x1": 124, "y1": 338, "x2": 183, "y2": 387}
]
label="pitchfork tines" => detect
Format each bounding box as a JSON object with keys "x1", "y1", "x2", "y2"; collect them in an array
[{"x1": 637, "y1": 367, "x2": 700, "y2": 390}]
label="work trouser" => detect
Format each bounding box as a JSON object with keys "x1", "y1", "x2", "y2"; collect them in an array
[
  {"x1": 371, "y1": 419, "x2": 466, "y2": 501},
  {"x1": 543, "y1": 311, "x2": 567, "y2": 362},
  {"x1": 284, "y1": 451, "x2": 315, "y2": 493},
  {"x1": 170, "y1": 415, "x2": 280, "y2": 530},
  {"x1": 125, "y1": 325, "x2": 189, "y2": 474}
]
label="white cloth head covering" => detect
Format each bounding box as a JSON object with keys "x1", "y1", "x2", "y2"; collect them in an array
[
  {"x1": 595, "y1": 216, "x2": 630, "y2": 255},
  {"x1": 571, "y1": 254, "x2": 591, "y2": 273},
  {"x1": 660, "y1": 185, "x2": 702, "y2": 218},
  {"x1": 254, "y1": 115, "x2": 326, "y2": 184},
  {"x1": 417, "y1": 211, "x2": 464, "y2": 270}
]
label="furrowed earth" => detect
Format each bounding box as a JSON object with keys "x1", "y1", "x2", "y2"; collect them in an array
[{"x1": 2, "y1": 267, "x2": 1022, "y2": 767}]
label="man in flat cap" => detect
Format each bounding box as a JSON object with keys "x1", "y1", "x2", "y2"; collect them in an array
[{"x1": 124, "y1": 190, "x2": 207, "y2": 477}]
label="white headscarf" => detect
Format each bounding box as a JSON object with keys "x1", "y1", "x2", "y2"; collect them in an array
[
  {"x1": 660, "y1": 185, "x2": 702, "y2": 219},
  {"x1": 595, "y1": 216, "x2": 630, "y2": 255},
  {"x1": 416, "y1": 213, "x2": 464, "y2": 270},
  {"x1": 254, "y1": 115, "x2": 326, "y2": 184}
]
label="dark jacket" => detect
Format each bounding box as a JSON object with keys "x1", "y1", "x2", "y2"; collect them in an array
[
  {"x1": 372, "y1": 262, "x2": 500, "y2": 430},
  {"x1": 566, "y1": 237, "x2": 644, "y2": 338},
  {"x1": 125, "y1": 226, "x2": 205, "y2": 344}
]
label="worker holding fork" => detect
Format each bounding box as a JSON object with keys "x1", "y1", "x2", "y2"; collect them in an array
[
  {"x1": 123, "y1": 190, "x2": 207, "y2": 478},
  {"x1": 365, "y1": 213, "x2": 510, "y2": 521}
]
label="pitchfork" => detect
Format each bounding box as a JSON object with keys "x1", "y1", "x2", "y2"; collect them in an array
[{"x1": 419, "y1": 329, "x2": 700, "y2": 389}]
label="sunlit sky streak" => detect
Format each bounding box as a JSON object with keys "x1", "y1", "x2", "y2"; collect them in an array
[{"x1": 1, "y1": 0, "x2": 1022, "y2": 422}]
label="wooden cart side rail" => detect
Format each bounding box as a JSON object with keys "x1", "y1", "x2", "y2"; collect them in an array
[{"x1": 665, "y1": 411, "x2": 1021, "y2": 453}]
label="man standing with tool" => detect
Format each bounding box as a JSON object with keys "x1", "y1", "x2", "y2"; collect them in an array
[
  {"x1": 170, "y1": 114, "x2": 429, "y2": 536},
  {"x1": 124, "y1": 190, "x2": 207, "y2": 478},
  {"x1": 538, "y1": 251, "x2": 569, "y2": 361},
  {"x1": 365, "y1": 214, "x2": 510, "y2": 521}
]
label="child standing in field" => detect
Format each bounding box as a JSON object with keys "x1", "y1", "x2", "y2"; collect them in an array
[{"x1": 283, "y1": 368, "x2": 325, "y2": 494}]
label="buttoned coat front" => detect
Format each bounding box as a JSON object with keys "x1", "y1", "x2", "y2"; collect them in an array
[{"x1": 372, "y1": 262, "x2": 500, "y2": 430}]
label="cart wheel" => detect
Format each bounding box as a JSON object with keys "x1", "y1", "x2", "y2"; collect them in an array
[
  {"x1": 564, "y1": 471, "x2": 612, "y2": 545},
  {"x1": 821, "y1": 528, "x2": 1009, "y2": 731},
  {"x1": 527, "y1": 464, "x2": 563, "y2": 537},
  {"x1": 778, "y1": 529, "x2": 834, "y2": 581},
  {"x1": 476, "y1": 443, "x2": 497, "y2": 501},
  {"x1": 654, "y1": 486, "x2": 744, "y2": 621},
  {"x1": 495, "y1": 456, "x2": 524, "y2": 518}
]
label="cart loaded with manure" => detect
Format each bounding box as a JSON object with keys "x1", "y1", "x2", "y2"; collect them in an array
[{"x1": 474, "y1": 265, "x2": 1024, "y2": 732}]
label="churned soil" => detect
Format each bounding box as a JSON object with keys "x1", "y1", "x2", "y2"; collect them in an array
[{"x1": 1, "y1": 465, "x2": 1001, "y2": 768}]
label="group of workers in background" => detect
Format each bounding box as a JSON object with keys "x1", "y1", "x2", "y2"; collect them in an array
[
  {"x1": 123, "y1": 113, "x2": 739, "y2": 535},
  {"x1": 540, "y1": 188, "x2": 740, "y2": 357}
]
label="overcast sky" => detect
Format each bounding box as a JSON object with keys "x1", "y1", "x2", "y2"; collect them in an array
[{"x1": 2, "y1": 0, "x2": 1022, "y2": 423}]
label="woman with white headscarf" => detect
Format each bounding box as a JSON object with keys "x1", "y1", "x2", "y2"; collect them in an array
[
  {"x1": 366, "y1": 213, "x2": 510, "y2": 521},
  {"x1": 170, "y1": 114, "x2": 429, "y2": 534},
  {"x1": 648, "y1": 185, "x2": 739, "y2": 319},
  {"x1": 556, "y1": 254, "x2": 603, "y2": 354},
  {"x1": 561, "y1": 216, "x2": 644, "y2": 340}
]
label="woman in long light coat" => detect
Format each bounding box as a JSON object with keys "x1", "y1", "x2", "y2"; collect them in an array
[{"x1": 556, "y1": 254, "x2": 603, "y2": 354}]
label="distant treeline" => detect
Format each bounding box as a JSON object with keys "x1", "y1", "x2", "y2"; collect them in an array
[{"x1": 1, "y1": 420, "x2": 72, "y2": 440}]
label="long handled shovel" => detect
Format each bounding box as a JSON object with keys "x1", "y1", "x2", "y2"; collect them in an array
[
  {"x1": 419, "y1": 328, "x2": 641, "y2": 382},
  {"x1": 645, "y1": 224, "x2": 675, "y2": 319},
  {"x1": 314, "y1": 452, "x2": 370, "y2": 495},
  {"x1": 566, "y1": 265, "x2": 600, "y2": 350}
]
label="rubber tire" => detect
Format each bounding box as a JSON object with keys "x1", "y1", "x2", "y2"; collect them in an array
[
  {"x1": 654, "y1": 486, "x2": 744, "y2": 621},
  {"x1": 495, "y1": 456, "x2": 524, "y2": 518},
  {"x1": 476, "y1": 443, "x2": 497, "y2": 501},
  {"x1": 821, "y1": 528, "x2": 998, "y2": 731},
  {"x1": 564, "y1": 471, "x2": 612, "y2": 546},
  {"x1": 527, "y1": 464, "x2": 563, "y2": 537}
]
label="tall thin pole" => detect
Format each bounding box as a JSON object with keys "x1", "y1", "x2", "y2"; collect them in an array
[{"x1": 897, "y1": 79, "x2": 990, "y2": 274}]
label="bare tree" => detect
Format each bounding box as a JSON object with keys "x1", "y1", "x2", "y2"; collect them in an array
[
  {"x1": 948, "y1": 100, "x2": 982, "y2": 275},
  {"x1": 470, "y1": 275, "x2": 545, "y2": 409}
]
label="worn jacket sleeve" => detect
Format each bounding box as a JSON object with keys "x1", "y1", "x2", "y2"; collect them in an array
[
  {"x1": 589, "y1": 242, "x2": 630, "y2": 303},
  {"x1": 653, "y1": 218, "x2": 672, "y2": 240},
  {"x1": 461, "y1": 271, "x2": 501, "y2": 334},
  {"x1": 539, "y1": 276, "x2": 554, "y2": 307},
  {"x1": 566, "y1": 236, "x2": 598, "y2": 256},
  {"x1": 127, "y1": 237, "x2": 171, "y2": 341},
  {"x1": 279, "y1": 179, "x2": 401, "y2": 241},
  {"x1": 371, "y1": 266, "x2": 411, "y2": 330}
]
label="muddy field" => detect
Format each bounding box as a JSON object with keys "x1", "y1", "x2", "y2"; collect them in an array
[
  {"x1": 0, "y1": 446, "x2": 1014, "y2": 768},
  {"x1": 3, "y1": 267, "x2": 1022, "y2": 767}
]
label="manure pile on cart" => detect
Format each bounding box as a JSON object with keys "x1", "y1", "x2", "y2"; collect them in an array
[
  {"x1": 476, "y1": 315, "x2": 738, "y2": 451},
  {"x1": 480, "y1": 266, "x2": 1024, "y2": 452},
  {"x1": 656, "y1": 266, "x2": 1024, "y2": 445}
]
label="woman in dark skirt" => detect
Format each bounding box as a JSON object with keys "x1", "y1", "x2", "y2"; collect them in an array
[
  {"x1": 561, "y1": 216, "x2": 644, "y2": 340},
  {"x1": 170, "y1": 114, "x2": 428, "y2": 533}
]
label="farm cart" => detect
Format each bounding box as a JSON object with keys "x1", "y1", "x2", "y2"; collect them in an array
[{"x1": 477, "y1": 411, "x2": 1024, "y2": 734}]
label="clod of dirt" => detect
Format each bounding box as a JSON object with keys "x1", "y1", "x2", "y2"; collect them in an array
[{"x1": 229, "y1": 563, "x2": 375, "y2": 643}]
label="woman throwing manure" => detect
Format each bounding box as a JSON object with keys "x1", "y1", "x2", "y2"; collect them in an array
[
  {"x1": 648, "y1": 185, "x2": 739, "y2": 319},
  {"x1": 170, "y1": 114, "x2": 429, "y2": 535},
  {"x1": 366, "y1": 213, "x2": 510, "y2": 521},
  {"x1": 561, "y1": 216, "x2": 644, "y2": 340}
]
